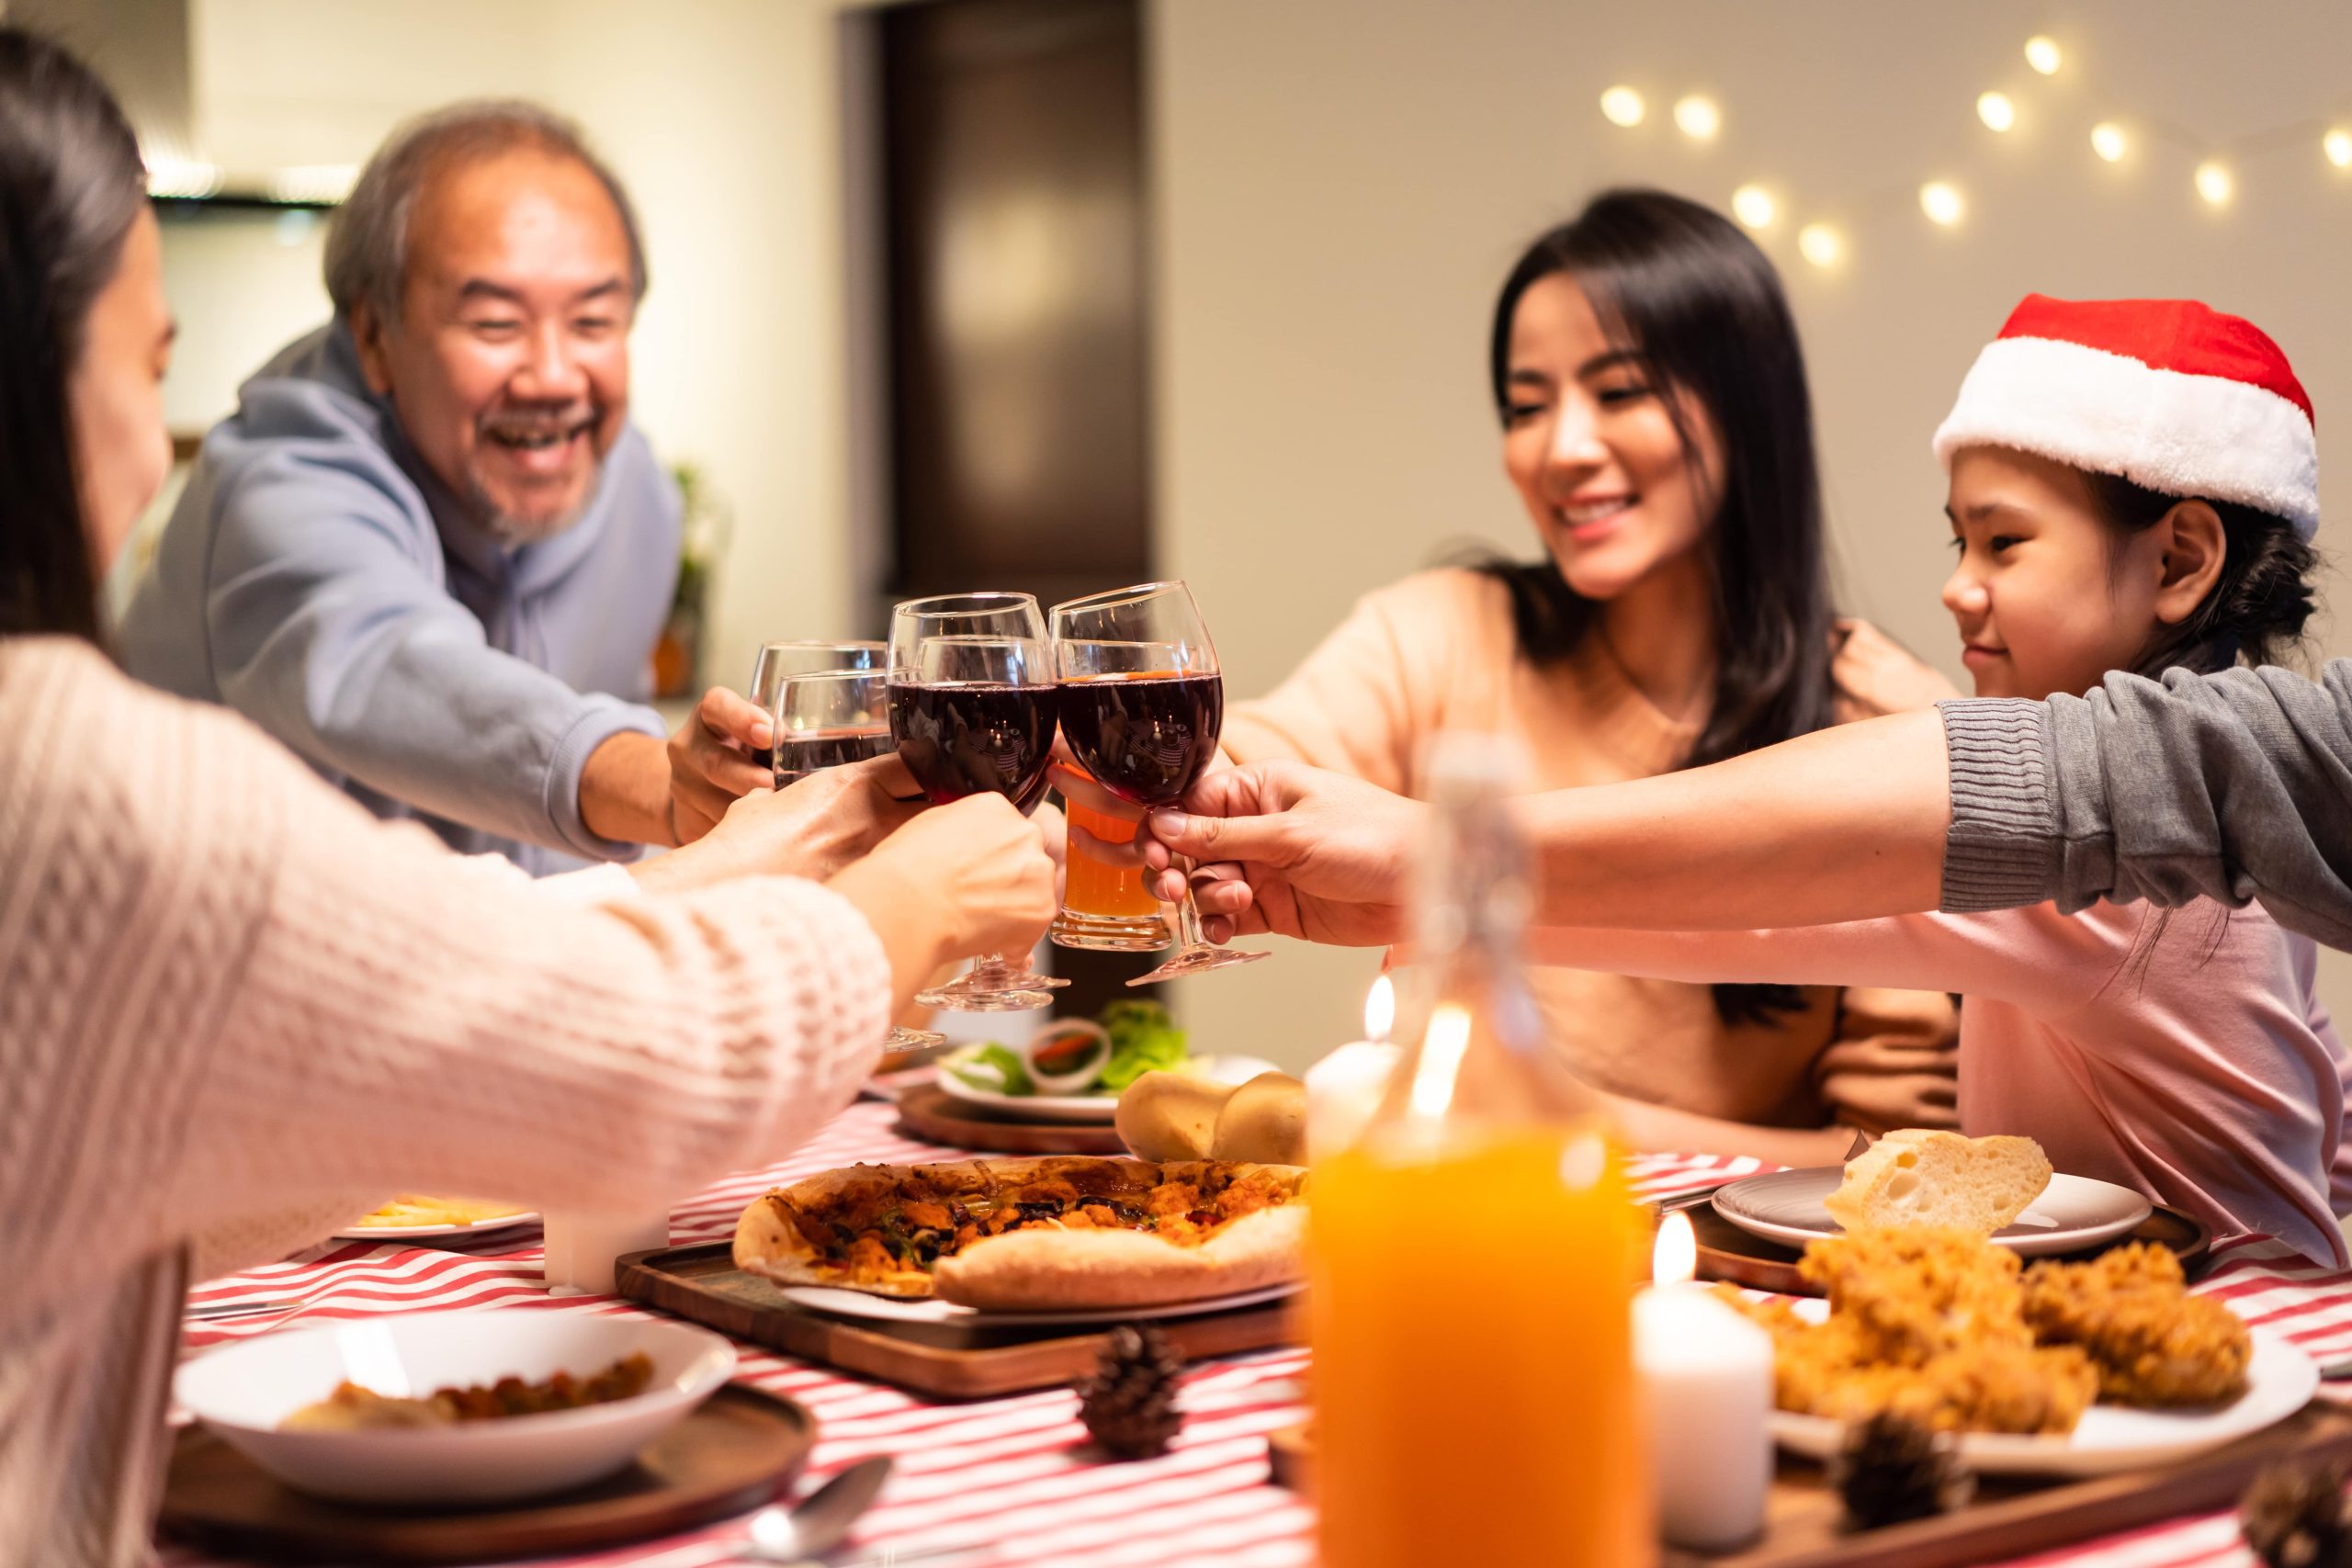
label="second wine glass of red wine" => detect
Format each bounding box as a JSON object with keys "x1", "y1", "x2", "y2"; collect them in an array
[
  {"x1": 1050, "y1": 581, "x2": 1268, "y2": 984},
  {"x1": 888, "y1": 592, "x2": 1068, "y2": 1010}
]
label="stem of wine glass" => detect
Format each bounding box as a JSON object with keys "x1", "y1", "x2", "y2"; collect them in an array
[{"x1": 1170, "y1": 859, "x2": 1215, "y2": 956}]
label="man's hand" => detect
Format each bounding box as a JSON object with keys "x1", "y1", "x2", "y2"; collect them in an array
[
  {"x1": 632, "y1": 753, "x2": 924, "y2": 893},
  {"x1": 668, "y1": 686, "x2": 775, "y2": 843},
  {"x1": 1139, "y1": 760, "x2": 1424, "y2": 947}
]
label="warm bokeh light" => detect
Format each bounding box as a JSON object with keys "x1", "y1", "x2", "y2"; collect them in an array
[
  {"x1": 1600, "y1": 85, "x2": 1645, "y2": 128},
  {"x1": 1977, "y1": 91, "x2": 2017, "y2": 132},
  {"x1": 142, "y1": 154, "x2": 220, "y2": 199},
  {"x1": 1918, "y1": 181, "x2": 1964, "y2": 226},
  {"x1": 2196, "y1": 160, "x2": 2233, "y2": 207},
  {"x1": 2091, "y1": 122, "x2": 2128, "y2": 163},
  {"x1": 2024, "y1": 36, "x2": 2062, "y2": 74},
  {"x1": 1796, "y1": 222, "x2": 1842, "y2": 268},
  {"x1": 1653, "y1": 1211, "x2": 1698, "y2": 1285},
  {"x1": 1730, "y1": 183, "x2": 1776, "y2": 229},
  {"x1": 1363, "y1": 975, "x2": 1395, "y2": 1043},
  {"x1": 2327, "y1": 129, "x2": 2352, "y2": 169},
  {"x1": 1673, "y1": 95, "x2": 1721, "y2": 141}
]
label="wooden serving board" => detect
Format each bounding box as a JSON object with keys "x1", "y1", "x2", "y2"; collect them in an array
[
  {"x1": 1271, "y1": 1399, "x2": 2352, "y2": 1568},
  {"x1": 158, "y1": 1383, "x2": 813, "y2": 1565},
  {"x1": 618, "y1": 1242, "x2": 1303, "y2": 1398},
  {"x1": 1676, "y1": 1197, "x2": 2211, "y2": 1297},
  {"x1": 893, "y1": 1082, "x2": 1127, "y2": 1155}
]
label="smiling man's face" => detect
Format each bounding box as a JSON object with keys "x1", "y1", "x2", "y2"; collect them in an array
[{"x1": 354, "y1": 145, "x2": 635, "y2": 543}]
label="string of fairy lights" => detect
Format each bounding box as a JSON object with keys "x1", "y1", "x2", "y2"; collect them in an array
[{"x1": 1598, "y1": 33, "x2": 2352, "y2": 269}]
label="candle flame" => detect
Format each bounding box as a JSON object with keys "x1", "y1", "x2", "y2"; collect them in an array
[
  {"x1": 1653, "y1": 1211, "x2": 1697, "y2": 1286},
  {"x1": 1406, "y1": 1003, "x2": 1470, "y2": 1120},
  {"x1": 1363, "y1": 975, "x2": 1395, "y2": 1043}
]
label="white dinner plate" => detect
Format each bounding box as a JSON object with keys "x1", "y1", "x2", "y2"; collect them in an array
[
  {"x1": 1770, "y1": 1331, "x2": 2316, "y2": 1477},
  {"x1": 1711, "y1": 1168, "x2": 2153, "y2": 1258},
  {"x1": 776, "y1": 1280, "x2": 1300, "y2": 1326},
  {"x1": 334, "y1": 1212, "x2": 540, "y2": 1242},
  {"x1": 934, "y1": 1054, "x2": 1283, "y2": 1124},
  {"x1": 175, "y1": 1309, "x2": 735, "y2": 1505}
]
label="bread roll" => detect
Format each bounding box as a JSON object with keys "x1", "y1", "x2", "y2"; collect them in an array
[
  {"x1": 1823, "y1": 1129, "x2": 2052, "y2": 1235},
  {"x1": 1115, "y1": 1069, "x2": 1308, "y2": 1165},
  {"x1": 1114, "y1": 1071, "x2": 1227, "y2": 1160}
]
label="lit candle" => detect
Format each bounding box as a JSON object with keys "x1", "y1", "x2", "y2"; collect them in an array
[
  {"x1": 1632, "y1": 1212, "x2": 1773, "y2": 1551},
  {"x1": 1305, "y1": 975, "x2": 1402, "y2": 1161}
]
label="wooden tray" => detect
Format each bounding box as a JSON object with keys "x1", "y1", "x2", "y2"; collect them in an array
[
  {"x1": 1675, "y1": 1196, "x2": 2212, "y2": 1297},
  {"x1": 620, "y1": 1241, "x2": 1301, "y2": 1398},
  {"x1": 894, "y1": 1082, "x2": 1126, "y2": 1154},
  {"x1": 158, "y1": 1383, "x2": 813, "y2": 1565},
  {"x1": 1272, "y1": 1398, "x2": 2352, "y2": 1568}
]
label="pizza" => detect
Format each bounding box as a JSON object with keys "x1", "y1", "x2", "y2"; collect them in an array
[{"x1": 732, "y1": 1156, "x2": 1307, "y2": 1311}]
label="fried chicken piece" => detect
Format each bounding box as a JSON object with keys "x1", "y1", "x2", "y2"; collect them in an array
[
  {"x1": 1798, "y1": 1226, "x2": 2036, "y2": 1366},
  {"x1": 2021, "y1": 1244, "x2": 2250, "y2": 1406}
]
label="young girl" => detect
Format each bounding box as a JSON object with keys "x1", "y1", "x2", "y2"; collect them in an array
[
  {"x1": 1206, "y1": 189, "x2": 1960, "y2": 1168},
  {"x1": 1522, "y1": 295, "x2": 2350, "y2": 1261}
]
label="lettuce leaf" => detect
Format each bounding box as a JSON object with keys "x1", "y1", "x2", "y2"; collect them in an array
[
  {"x1": 1097, "y1": 999, "x2": 1189, "y2": 1090},
  {"x1": 947, "y1": 1043, "x2": 1034, "y2": 1096}
]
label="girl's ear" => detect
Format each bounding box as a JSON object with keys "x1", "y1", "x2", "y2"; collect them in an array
[{"x1": 2153, "y1": 500, "x2": 2226, "y2": 626}]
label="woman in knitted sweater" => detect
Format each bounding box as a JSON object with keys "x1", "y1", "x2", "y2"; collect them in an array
[{"x1": 0, "y1": 32, "x2": 1057, "y2": 1563}]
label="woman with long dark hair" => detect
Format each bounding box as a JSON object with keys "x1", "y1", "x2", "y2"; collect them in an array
[
  {"x1": 1214, "y1": 189, "x2": 1960, "y2": 1165},
  {"x1": 0, "y1": 29, "x2": 1053, "y2": 1559}
]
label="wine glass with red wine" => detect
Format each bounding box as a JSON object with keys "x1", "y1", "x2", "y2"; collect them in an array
[
  {"x1": 1050, "y1": 581, "x2": 1268, "y2": 984},
  {"x1": 748, "y1": 640, "x2": 887, "y2": 769},
  {"x1": 888, "y1": 592, "x2": 1069, "y2": 1010},
  {"x1": 774, "y1": 668, "x2": 946, "y2": 1058}
]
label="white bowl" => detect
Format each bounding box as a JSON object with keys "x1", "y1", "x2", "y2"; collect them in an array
[{"x1": 175, "y1": 1310, "x2": 735, "y2": 1506}]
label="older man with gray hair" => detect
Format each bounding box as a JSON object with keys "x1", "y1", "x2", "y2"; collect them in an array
[{"x1": 122, "y1": 100, "x2": 788, "y2": 872}]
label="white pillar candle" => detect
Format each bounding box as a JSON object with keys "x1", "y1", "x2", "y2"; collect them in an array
[
  {"x1": 541, "y1": 1207, "x2": 672, "y2": 1297},
  {"x1": 1304, "y1": 976, "x2": 1401, "y2": 1161},
  {"x1": 1632, "y1": 1212, "x2": 1773, "y2": 1551}
]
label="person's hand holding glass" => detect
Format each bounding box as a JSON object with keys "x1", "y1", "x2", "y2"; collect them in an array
[
  {"x1": 888, "y1": 592, "x2": 1069, "y2": 1010},
  {"x1": 1051, "y1": 581, "x2": 1267, "y2": 984},
  {"x1": 768, "y1": 665, "x2": 947, "y2": 1057}
]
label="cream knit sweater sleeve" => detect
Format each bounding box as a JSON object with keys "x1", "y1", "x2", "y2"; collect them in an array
[{"x1": 3, "y1": 639, "x2": 889, "y2": 1318}]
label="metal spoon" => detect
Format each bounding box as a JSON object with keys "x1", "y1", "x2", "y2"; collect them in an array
[{"x1": 742, "y1": 1455, "x2": 895, "y2": 1563}]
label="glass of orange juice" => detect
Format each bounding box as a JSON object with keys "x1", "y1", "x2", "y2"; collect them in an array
[{"x1": 1051, "y1": 782, "x2": 1172, "y2": 952}]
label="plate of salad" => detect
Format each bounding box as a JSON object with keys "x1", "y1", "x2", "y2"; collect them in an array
[{"x1": 936, "y1": 1001, "x2": 1278, "y2": 1123}]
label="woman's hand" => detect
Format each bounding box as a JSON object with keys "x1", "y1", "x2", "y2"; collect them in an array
[
  {"x1": 631, "y1": 753, "x2": 922, "y2": 894},
  {"x1": 1139, "y1": 760, "x2": 1424, "y2": 947},
  {"x1": 829, "y1": 795, "x2": 1060, "y2": 1008}
]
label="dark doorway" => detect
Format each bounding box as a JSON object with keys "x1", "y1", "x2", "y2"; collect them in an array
[{"x1": 878, "y1": 0, "x2": 1152, "y2": 611}]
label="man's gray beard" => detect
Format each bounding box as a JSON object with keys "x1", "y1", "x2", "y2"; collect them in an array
[{"x1": 469, "y1": 471, "x2": 600, "y2": 547}]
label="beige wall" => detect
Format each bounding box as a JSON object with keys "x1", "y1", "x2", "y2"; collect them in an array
[
  {"x1": 1148, "y1": 0, "x2": 2352, "y2": 1063},
  {"x1": 187, "y1": 0, "x2": 858, "y2": 692}
]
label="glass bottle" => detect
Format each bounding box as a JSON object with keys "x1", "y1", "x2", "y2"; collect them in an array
[{"x1": 1309, "y1": 735, "x2": 1651, "y2": 1568}]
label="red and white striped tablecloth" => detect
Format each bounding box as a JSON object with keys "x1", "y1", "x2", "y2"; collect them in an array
[{"x1": 165, "y1": 1102, "x2": 2352, "y2": 1568}]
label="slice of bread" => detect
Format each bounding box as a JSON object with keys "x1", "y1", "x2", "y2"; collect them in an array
[{"x1": 1822, "y1": 1129, "x2": 2052, "y2": 1235}]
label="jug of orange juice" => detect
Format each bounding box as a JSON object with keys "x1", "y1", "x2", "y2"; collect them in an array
[{"x1": 1310, "y1": 736, "x2": 1650, "y2": 1568}]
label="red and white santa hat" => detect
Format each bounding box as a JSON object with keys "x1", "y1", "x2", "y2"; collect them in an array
[{"x1": 1931, "y1": 294, "x2": 2318, "y2": 540}]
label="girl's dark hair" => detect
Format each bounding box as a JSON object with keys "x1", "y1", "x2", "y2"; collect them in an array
[
  {"x1": 0, "y1": 28, "x2": 148, "y2": 642},
  {"x1": 2080, "y1": 470, "x2": 2318, "y2": 678},
  {"x1": 1480, "y1": 187, "x2": 1837, "y2": 1028}
]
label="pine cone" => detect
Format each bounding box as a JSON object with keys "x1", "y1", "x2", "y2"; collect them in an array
[
  {"x1": 2242, "y1": 1461, "x2": 2352, "y2": 1568},
  {"x1": 1830, "y1": 1412, "x2": 1974, "y2": 1530},
  {"x1": 1076, "y1": 1324, "x2": 1183, "y2": 1460}
]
